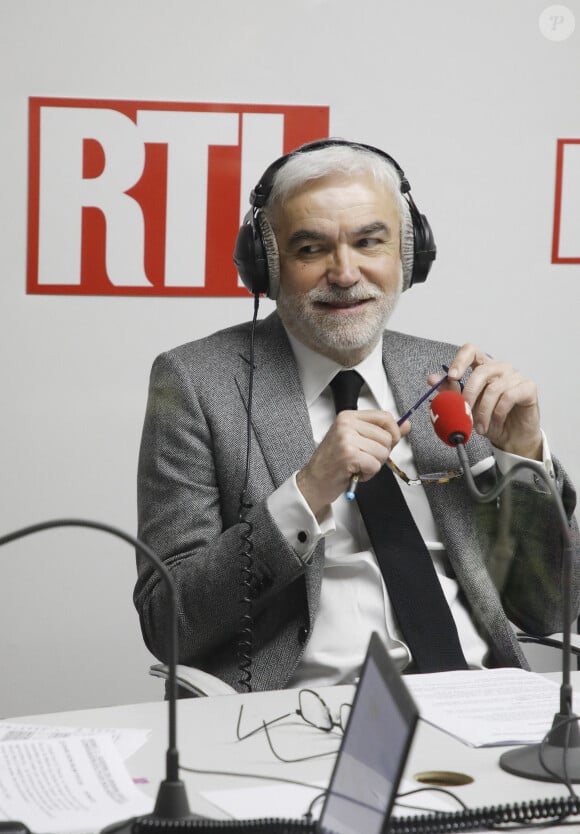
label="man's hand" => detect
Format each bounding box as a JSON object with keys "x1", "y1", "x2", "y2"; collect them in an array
[
  {"x1": 296, "y1": 410, "x2": 410, "y2": 516},
  {"x1": 429, "y1": 344, "x2": 542, "y2": 461}
]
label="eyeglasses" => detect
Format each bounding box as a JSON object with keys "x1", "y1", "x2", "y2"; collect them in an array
[
  {"x1": 345, "y1": 365, "x2": 465, "y2": 499},
  {"x1": 236, "y1": 689, "x2": 352, "y2": 763},
  {"x1": 236, "y1": 688, "x2": 351, "y2": 740},
  {"x1": 297, "y1": 688, "x2": 351, "y2": 733},
  {"x1": 387, "y1": 457, "x2": 463, "y2": 487},
  {"x1": 388, "y1": 364, "x2": 464, "y2": 487}
]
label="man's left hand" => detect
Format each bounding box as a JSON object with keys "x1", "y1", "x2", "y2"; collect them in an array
[{"x1": 428, "y1": 343, "x2": 543, "y2": 461}]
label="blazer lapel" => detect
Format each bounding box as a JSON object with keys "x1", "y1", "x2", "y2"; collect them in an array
[
  {"x1": 234, "y1": 312, "x2": 316, "y2": 490},
  {"x1": 234, "y1": 312, "x2": 325, "y2": 621}
]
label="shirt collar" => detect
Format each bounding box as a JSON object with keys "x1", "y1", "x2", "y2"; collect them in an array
[{"x1": 284, "y1": 329, "x2": 387, "y2": 409}]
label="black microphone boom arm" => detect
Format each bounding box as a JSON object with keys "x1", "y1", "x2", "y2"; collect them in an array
[{"x1": 0, "y1": 518, "x2": 200, "y2": 830}]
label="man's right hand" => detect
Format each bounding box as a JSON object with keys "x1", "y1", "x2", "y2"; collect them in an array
[{"x1": 296, "y1": 410, "x2": 410, "y2": 517}]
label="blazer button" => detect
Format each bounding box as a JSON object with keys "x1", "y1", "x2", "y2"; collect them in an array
[{"x1": 298, "y1": 626, "x2": 309, "y2": 645}]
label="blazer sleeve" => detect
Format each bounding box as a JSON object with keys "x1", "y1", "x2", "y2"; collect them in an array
[{"x1": 133, "y1": 349, "x2": 310, "y2": 680}]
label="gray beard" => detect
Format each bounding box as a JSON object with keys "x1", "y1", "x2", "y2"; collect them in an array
[{"x1": 276, "y1": 279, "x2": 402, "y2": 366}]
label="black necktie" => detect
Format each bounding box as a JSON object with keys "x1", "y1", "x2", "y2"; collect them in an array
[{"x1": 329, "y1": 370, "x2": 468, "y2": 672}]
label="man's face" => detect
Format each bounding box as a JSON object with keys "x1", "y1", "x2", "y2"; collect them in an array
[{"x1": 273, "y1": 173, "x2": 403, "y2": 366}]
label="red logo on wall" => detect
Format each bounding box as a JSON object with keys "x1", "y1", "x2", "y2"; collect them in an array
[
  {"x1": 552, "y1": 138, "x2": 580, "y2": 264},
  {"x1": 27, "y1": 98, "x2": 330, "y2": 296}
]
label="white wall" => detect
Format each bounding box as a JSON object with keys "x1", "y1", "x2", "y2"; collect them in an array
[{"x1": 0, "y1": 0, "x2": 578, "y2": 717}]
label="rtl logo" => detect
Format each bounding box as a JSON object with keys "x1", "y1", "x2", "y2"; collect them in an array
[
  {"x1": 552, "y1": 138, "x2": 580, "y2": 265},
  {"x1": 27, "y1": 98, "x2": 329, "y2": 295}
]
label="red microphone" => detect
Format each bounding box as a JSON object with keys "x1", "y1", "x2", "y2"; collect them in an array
[{"x1": 429, "y1": 390, "x2": 473, "y2": 446}]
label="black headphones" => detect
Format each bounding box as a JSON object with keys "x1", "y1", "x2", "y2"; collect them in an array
[{"x1": 233, "y1": 138, "x2": 436, "y2": 299}]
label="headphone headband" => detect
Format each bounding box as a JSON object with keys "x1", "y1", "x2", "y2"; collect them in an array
[
  {"x1": 250, "y1": 139, "x2": 411, "y2": 208},
  {"x1": 233, "y1": 138, "x2": 436, "y2": 298}
]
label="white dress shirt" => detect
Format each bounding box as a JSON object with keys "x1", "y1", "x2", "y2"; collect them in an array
[{"x1": 266, "y1": 333, "x2": 552, "y2": 687}]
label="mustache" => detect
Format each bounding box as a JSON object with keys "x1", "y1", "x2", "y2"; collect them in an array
[{"x1": 305, "y1": 284, "x2": 384, "y2": 304}]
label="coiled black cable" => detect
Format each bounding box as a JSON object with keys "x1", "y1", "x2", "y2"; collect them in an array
[
  {"x1": 387, "y1": 794, "x2": 580, "y2": 833},
  {"x1": 237, "y1": 293, "x2": 261, "y2": 693},
  {"x1": 128, "y1": 792, "x2": 580, "y2": 834},
  {"x1": 133, "y1": 820, "x2": 312, "y2": 833}
]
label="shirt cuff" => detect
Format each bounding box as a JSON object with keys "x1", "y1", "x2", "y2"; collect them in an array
[
  {"x1": 492, "y1": 429, "x2": 555, "y2": 488},
  {"x1": 266, "y1": 472, "x2": 335, "y2": 564}
]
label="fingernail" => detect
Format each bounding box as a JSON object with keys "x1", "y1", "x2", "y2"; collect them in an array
[{"x1": 447, "y1": 367, "x2": 459, "y2": 379}]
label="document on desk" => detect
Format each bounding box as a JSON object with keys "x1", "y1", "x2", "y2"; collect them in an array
[
  {"x1": 405, "y1": 668, "x2": 567, "y2": 747},
  {"x1": 0, "y1": 722, "x2": 150, "y2": 760},
  {"x1": 0, "y1": 735, "x2": 153, "y2": 833}
]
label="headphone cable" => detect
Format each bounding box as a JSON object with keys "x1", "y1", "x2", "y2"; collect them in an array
[{"x1": 237, "y1": 293, "x2": 260, "y2": 692}]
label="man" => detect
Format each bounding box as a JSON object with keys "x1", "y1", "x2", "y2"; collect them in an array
[{"x1": 135, "y1": 139, "x2": 580, "y2": 691}]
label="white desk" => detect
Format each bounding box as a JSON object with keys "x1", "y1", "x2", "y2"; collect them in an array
[{"x1": 9, "y1": 672, "x2": 580, "y2": 828}]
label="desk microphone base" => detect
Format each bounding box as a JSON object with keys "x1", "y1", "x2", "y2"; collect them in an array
[
  {"x1": 101, "y1": 779, "x2": 205, "y2": 834},
  {"x1": 500, "y1": 712, "x2": 580, "y2": 783}
]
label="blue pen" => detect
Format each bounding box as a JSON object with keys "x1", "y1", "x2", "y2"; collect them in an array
[{"x1": 345, "y1": 365, "x2": 451, "y2": 500}]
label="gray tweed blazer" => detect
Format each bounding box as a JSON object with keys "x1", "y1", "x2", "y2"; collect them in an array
[{"x1": 135, "y1": 311, "x2": 580, "y2": 691}]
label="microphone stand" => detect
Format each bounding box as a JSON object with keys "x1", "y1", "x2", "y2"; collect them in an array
[
  {"x1": 451, "y1": 439, "x2": 580, "y2": 783},
  {"x1": 0, "y1": 518, "x2": 204, "y2": 831}
]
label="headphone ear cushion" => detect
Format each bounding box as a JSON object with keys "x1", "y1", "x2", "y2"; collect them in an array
[
  {"x1": 400, "y1": 201, "x2": 415, "y2": 292},
  {"x1": 255, "y1": 211, "x2": 280, "y2": 299},
  {"x1": 401, "y1": 198, "x2": 436, "y2": 290},
  {"x1": 233, "y1": 211, "x2": 270, "y2": 296},
  {"x1": 411, "y1": 212, "x2": 436, "y2": 287}
]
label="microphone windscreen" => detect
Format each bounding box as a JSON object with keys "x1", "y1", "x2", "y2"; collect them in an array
[{"x1": 430, "y1": 391, "x2": 473, "y2": 446}]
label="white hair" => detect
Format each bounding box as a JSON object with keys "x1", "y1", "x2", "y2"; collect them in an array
[{"x1": 263, "y1": 142, "x2": 407, "y2": 223}]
